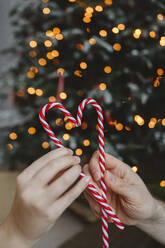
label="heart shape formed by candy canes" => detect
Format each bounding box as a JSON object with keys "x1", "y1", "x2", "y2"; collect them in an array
[{"x1": 39, "y1": 98, "x2": 124, "y2": 248}]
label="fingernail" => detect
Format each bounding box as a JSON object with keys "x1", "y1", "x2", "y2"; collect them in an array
[
  {"x1": 74, "y1": 156, "x2": 81, "y2": 163},
  {"x1": 67, "y1": 149, "x2": 73, "y2": 155},
  {"x1": 84, "y1": 176, "x2": 91, "y2": 184}
]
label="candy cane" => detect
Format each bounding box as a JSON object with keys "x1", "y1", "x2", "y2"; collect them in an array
[{"x1": 39, "y1": 98, "x2": 124, "y2": 247}]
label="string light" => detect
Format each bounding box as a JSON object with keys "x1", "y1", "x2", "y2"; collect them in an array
[
  {"x1": 27, "y1": 71, "x2": 35, "y2": 79},
  {"x1": 42, "y1": 7, "x2": 51, "y2": 14},
  {"x1": 74, "y1": 70, "x2": 82, "y2": 77},
  {"x1": 38, "y1": 58, "x2": 47, "y2": 66},
  {"x1": 52, "y1": 50, "x2": 60, "y2": 57},
  {"x1": 160, "y1": 180, "x2": 165, "y2": 187},
  {"x1": 29, "y1": 50, "x2": 37, "y2": 57},
  {"x1": 154, "y1": 77, "x2": 160, "y2": 87},
  {"x1": 59, "y1": 92, "x2": 67, "y2": 100},
  {"x1": 118, "y1": 24, "x2": 126, "y2": 31},
  {"x1": 148, "y1": 118, "x2": 157, "y2": 128},
  {"x1": 81, "y1": 122, "x2": 88, "y2": 129},
  {"x1": 157, "y1": 13, "x2": 164, "y2": 20},
  {"x1": 42, "y1": 0, "x2": 49, "y2": 2},
  {"x1": 30, "y1": 66, "x2": 38, "y2": 74},
  {"x1": 89, "y1": 38, "x2": 96, "y2": 45},
  {"x1": 63, "y1": 133, "x2": 70, "y2": 140},
  {"x1": 104, "y1": 66, "x2": 112, "y2": 73},
  {"x1": 157, "y1": 68, "x2": 164, "y2": 76},
  {"x1": 46, "y1": 30, "x2": 54, "y2": 38},
  {"x1": 46, "y1": 52, "x2": 54, "y2": 60},
  {"x1": 42, "y1": 141, "x2": 50, "y2": 149},
  {"x1": 162, "y1": 119, "x2": 165, "y2": 126},
  {"x1": 160, "y1": 36, "x2": 165, "y2": 46},
  {"x1": 95, "y1": 5, "x2": 103, "y2": 12},
  {"x1": 133, "y1": 28, "x2": 142, "y2": 39},
  {"x1": 83, "y1": 139, "x2": 90, "y2": 146},
  {"x1": 83, "y1": 17, "x2": 91, "y2": 23},
  {"x1": 65, "y1": 121, "x2": 74, "y2": 130},
  {"x1": 80, "y1": 62, "x2": 87, "y2": 69},
  {"x1": 44, "y1": 40, "x2": 52, "y2": 47},
  {"x1": 29, "y1": 40, "x2": 37, "y2": 48},
  {"x1": 27, "y1": 87, "x2": 35, "y2": 95},
  {"x1": 99, "y1": 30, "x2": 108, "y2": 37},
  {"x1": 125, "y1": 126, "x2": 131, "y2": 131},
  {"x1": 53, "y1": 27, "x2": 61, "y2": 34},
  {"x1": 56, "y1": 33, "x2": 64, "y2": 40},
  {"x1": 57, "y1": 68, "x2": 65, "y2": 74},
  {"x1": 75, "y1": 148, "x2": 83, "y2": 156},
  {"x1": 132, "y1": 166, "x2": 138, "y2": 172},
  {"x1": 149, "y1": 31, "x2": 156, "y2": 38},
  {"x1": 49, "y1": 96, "x2": 56, "y2": 102},
  {"x1": 85, "y1": 7, "x2": 94, "y2": 14},
  {"x1": 56, "y1": 118, "x2": 63, "y2": 126},
  {"x1": 113, "y1": 43, "x2": 122, "y2": 51},
  {"x1": 104, "y1": 0, "x2": 113, "y2": 5},
  {"x1": 16, "y1": 90, "x2": 25, "y2": 97},
  {"x1": 115, "y1": 123, "x2": 123, "y2": 131},
  {"x1": 36, "y1": 89, "x2": 43, "y2": 96},
  {"x1": 28, "y1": 127, "x2": 36, "y2": 135},
  {"x1": 9, "y1": 132, "x2": 18, "y2": 140},
  {"x1": 77, "y1": 90, "x2": 84, "y2": 96},
  {"x1": 99, "y1": 83, "x2": 107, "y2": 91},
  {"x1": 134, "y1": 115, "x2": 145, "y2": 126},
  {"x1": 76, "y1": 43, "x2": 83, "y2": 50},
  {"x1": 6, "y1": 143, "x2": 13, "y2": 151},
  {"x1": 112, "y1": 27, "x2": 119, "y2": 34}
]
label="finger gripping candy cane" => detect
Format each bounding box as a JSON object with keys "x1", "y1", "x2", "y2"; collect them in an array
[{"x1": 39, "y1": 98, "x2": 124, "y2": 248}]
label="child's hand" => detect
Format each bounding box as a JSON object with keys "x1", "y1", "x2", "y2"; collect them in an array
[
  {"x1": 2, "y1": 148, "x2": 90, "y2": 248},
  {"x1": 84, "y1": 151, "x2": 157, "y2": 226}
]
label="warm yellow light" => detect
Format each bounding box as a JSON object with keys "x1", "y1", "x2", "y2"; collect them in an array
[
  {"x1": 83, "y1": 17, "x2": 91, "y2": 23},
  {"x1": 115, "y1": 123, "x2": 123, "y2": 131},
  {"x1": 46, "y1": 52, "x2": 54, "y2": 60},
  {"x1": 57, "y1": 68, "x2": 65, "y2": 74},
  {"x1": 104, "y1": 0, "x2": 113, "y2": 5},
  {"x1": 59, "y1": 92, "x2": 67, "y2": 100},
  {"x1": 162, "y1": 119, "x2": 165, "y2": 126},
  {"x1": 46, "y1": 30, "x2": 54, "y2": 38},
  {"x1": 36, "y1": 89, "x2": 43, "y2": 96},
  {"x1": 160, "y1": 180, "x2": 165, "y2": 187},
  {"x1": 118, "y1": 24, "x2": 125, "y2": 31},
  {"x1": 49, "y1": 96, "x2": 56, "y2": 102},
  {"x1": 42, "y1": 7, "x2": 51, "y2": 14},
  {"x1": 53, "y1": 27, "x2": 61, "y2": 34},
  {"x1": 132, "y1": 166, "x2": 138, "y2": 173},
  {"x1": 112, "y1": 27, "x2": 119, "y2": 34},
  {"x1": 27, "y1": 87, "x2": 35, "y2": 95},
  {"x1": 9, "y1": 132, "x2": 18, "y2": 140},
  {"x1": 81, "y1": 122, "x2": 88, "y2": 130},
  {"x1": 29, "y1": 50, "x2": 37, "y2": 57},
  {"x1": 38, "y1": 58, "x2": 47, "y2": 66},
  {"x1": 113, "y1": 43, "x2": 122, "y2": 51},
  {"x1": 30, "y1": 66, "x2": 38, "y2": 74},
  {"x1": 80, "y1": 62, "x2": 87, "y2": 70},
  {"x1": 149, "y1": 31, "x2": 156, "y2": 38},
  {"x1": 44, "y1": 40, "x2": 52, "y2": 47},
  {"x1": 99, "y1": 83, "x2": 107, "y2": 91},
  {"x1": 76, "y1": 43, "x2": 84, "y2": 50},
  {"x1": 104, "y1": 66, "x2": 112, "y2": 73},
  {"x1": 160, "y1": 36, "x2": 165, "y2": 46},
  {"x1": 134, "y1": 115, "x2": 145, "y2": 126},
  {"x1": 6, "y1": 143, "x2": 13, "y2": 151},
  {"x1": 89, "y1": 38, "x2": 96, "y2": 45},
  {"x1": 42, "y1": 141, "x2": 50, "y2": 149},
  {"x1": 83, "y1": 139, "x2": 90, "y2": 146},
  {"x1": 68, "y1": 0, "x2": 76, "y2": 2},
  {"x1": 65, "y1": 121, "x2": 74, "y2": 130},
  {"x1": 77, "y1": 90, "x2": 84, "y2": 96},
  {"x1": 148, "y1": 118, "x2": 157, "y2": 128},
  {"x1": 29, "y1": 40, "x2": 37, "y2": 48},
  {"x1": 75, "y1": 148, "x2": 83, "y2": 156},
  {"x1": 125, "y1": 126, "x2": 131, "y2": 131},
  {"x1": 28, "y1": 127, "x2": 36, "y2": 135},
  {"x1": 51, "y1": 50, "x2": 60, "y2": 58},
  {"x1": 133, "y1": 29, "x2": 142, "y2": 39},
  {"x1": 63, "y1": 133, "x2": 70, "y2": 140},
  {"x1": 74, "y1": 70, "x2": 82, "y2": 77},
  {"x1": 99, "y1": 30, "x2": 108, "y2": 37},
  {"x1": 95, "y1": 5, "x2": 103, "y2": 12},
  {"x1": 157, "y1": 68, "x2": 164, "y2": 76},
  {"x1": 56, "y1": 34, "x2": 64, "y2": 40},
  {"x1": 85, "y1": 12, "x2": 92, "y2": 18},
  {"x1": 16, "y1": 90, "x2": 25, "y2": 97},
  {"x1": 56, "y1": 118, "x2": 63, "y2": 126},
  {"x1": 157, "y1": 13, "x2": 164, "y2": 20},
  {"x1": 85, "y1": 7, "x2": 94, "y2": 13},
  {"x1": 27, "y1": 71, "x2": 35, "y2": 79},
  {"x1": 42, "y1": 0, "x2": 49, "y2": 2}
]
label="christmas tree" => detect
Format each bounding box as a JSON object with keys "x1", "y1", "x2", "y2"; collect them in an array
[{"x1": 1, "y1": 0, "x2": 165, "y2": 188}]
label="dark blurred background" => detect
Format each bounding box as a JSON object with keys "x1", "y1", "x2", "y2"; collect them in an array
[{"x1": 0, "y1": 0, "x2": 165, "y2": 247}]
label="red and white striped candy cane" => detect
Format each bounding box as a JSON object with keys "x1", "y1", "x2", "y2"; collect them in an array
[{"x1": 39, "y1": 98, "x2": 124, "y2": 247}]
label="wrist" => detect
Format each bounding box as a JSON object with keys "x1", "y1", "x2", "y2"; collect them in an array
[
  {"x1": 136, "y1": 198, "x2": 161, "y2": 228},
  {"x1": 0, "y1": 215, "x2": 35, "y2": 248}
]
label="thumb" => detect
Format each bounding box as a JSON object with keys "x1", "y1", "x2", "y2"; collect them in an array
[{"x1": 104, "y1": 170, "x2": 134, "y2": 199}]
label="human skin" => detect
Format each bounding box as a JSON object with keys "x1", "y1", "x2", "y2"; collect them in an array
[
  {"x1": 84, "y1": 151, "x2": 165, "y2": 245},
  {"x1": 0, "y1": 148, "x2": 91, "y2": 248}
]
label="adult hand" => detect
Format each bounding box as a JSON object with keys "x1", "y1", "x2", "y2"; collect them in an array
[{"x1": 0, "y1": 148, "x2": 90, "y2": 248}]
